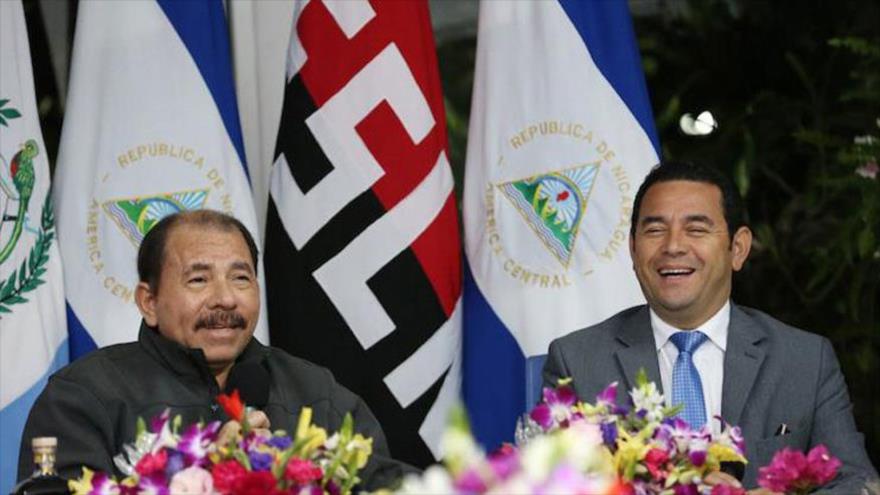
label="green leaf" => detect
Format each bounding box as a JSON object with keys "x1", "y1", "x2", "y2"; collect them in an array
[
  {"x1": 0, "y1": 108, "x2": 21, "y2": 120},
  {"x1": 0, "y1": 305, "x2": 11, "y2": 313},
  {"x1": 857, "y1": 228, "x2": 875, "y2": 258},
  {"x1": 18, "y1": 260, "x2": 28, "y2": 287},
  {"x1": 233, "y1": 450, "x2": 252, "y2": 470},
  {"x1": 8, "y1": 295, "x2": 27, "y2": 304}
]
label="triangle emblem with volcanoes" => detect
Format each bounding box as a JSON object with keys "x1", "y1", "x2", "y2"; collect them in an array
[
  {"x1": 497, "y1": 163, "x2": 600, "y2": 267},
  {"x1": 102, "y1": 189, "x2": 210, "y2": 247}
]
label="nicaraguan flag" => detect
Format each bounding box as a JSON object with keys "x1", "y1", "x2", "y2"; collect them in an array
[
  {"x1": 462, "y1": 0, "x2": 660, "y2": 449},
  {"x1": 0, "y1": 0, "x2": 68, "y2": 490},
  {"x1": 54, "y1": 0, "x2": 267, "y2": 359}
]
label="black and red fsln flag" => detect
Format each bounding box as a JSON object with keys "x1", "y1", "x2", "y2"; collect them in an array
[{"x1": 265, "y1": 0, "x2": 462, "y2": 466}]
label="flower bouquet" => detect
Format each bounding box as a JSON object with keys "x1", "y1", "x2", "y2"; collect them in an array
[
  {"x1": 520, "y1": 371, "x2": 749, "y2": 494},
  {"x1": 69, "y1": 390, "x2": 373, "y2": 495},
  {"x1": 392, "y1": 371, "x2": 750, "y2": 495}
]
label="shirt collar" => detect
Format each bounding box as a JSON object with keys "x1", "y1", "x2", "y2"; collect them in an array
[{"x1": 650, "y1": 301, "x2": 730, "y2": 352}]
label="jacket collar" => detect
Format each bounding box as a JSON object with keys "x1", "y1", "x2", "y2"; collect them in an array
[
  {"x1": 138, "y1": 321, "x2": 269, "y2": 381},
  {"x1": 721, "y1": 304, "x2": 767, "y2": 426},
  {"x1": 613, "y1": 306, "x2": 664, "y2": 393}
]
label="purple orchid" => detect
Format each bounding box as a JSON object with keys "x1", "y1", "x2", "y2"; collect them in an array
[
  {"x1": 149, "y1": 410, "x2": 170, "y2": 434},
  {"x1": 135, "y1": 473, "x2": 170, "y2": 495},
  {"x1": 655, "y1": 417, "x2": 693, "y2": 455},
  {"x1": 176, "y1": 421, "x2": 220, "y2": 465},
  {"x1": 714, "y1": 416, "x2": 746, "y2": 455},
  {"x1": 530, "y1": 385, "x2": 578, "y2": 430},
  {"x1": 595, "y1": 382, "x2": 618, "y2": 409},
  {"x1": 87, "y1": 472, "x2": 120, "y2": 495}
]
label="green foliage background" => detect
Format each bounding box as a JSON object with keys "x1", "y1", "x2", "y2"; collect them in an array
[{"x1": 438, "y1": 0, "x2": 879, "y2": 467}]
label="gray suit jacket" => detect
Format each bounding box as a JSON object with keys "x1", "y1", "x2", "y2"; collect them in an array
[{"x1": 543, "y1": 304, "x2": 878, "y2": 492}]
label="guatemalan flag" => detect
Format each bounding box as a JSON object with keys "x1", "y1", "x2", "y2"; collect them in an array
[
  {"x1": 54, "y1": 0, "x2": 267, "y2": 359},
  {"x1": 462, "y1": 1, "x2": 660, "y2": 449},
  {"x1": 0, "y1": 1, "x2": 68, "y2": 490}
]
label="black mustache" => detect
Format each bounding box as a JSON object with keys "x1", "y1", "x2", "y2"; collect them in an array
[{"x1": 196, "y1": 311, "x2": 246, "y2": 330}]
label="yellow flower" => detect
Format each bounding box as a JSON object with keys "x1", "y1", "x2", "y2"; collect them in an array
[
  {"x1": 613, "y1": 431, "x2": 651, "y2": 481},
  {"x1": 707, "y1": 444, "x2": 747, "y2": 470},
  {"x1": 295, "y1": 407, "x2": 328, "y2": 454},
  {"x1": 295, "y1": 407, "x2": 313, "y2": 440},
  {"x1": 68, "y1": 468, "x2": 94, "y2": 495},
  {"x1": 342, "y1": 434, "x2": 373, "y2": 469}
]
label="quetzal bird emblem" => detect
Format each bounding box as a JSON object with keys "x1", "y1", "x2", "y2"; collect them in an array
[{"x1": 0, "y1": 139, "x2": 38, "y2": 264}]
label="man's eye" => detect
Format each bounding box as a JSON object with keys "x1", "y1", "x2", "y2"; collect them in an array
[{"x1": 188, "y1": 277, "x2": 206, "y2": 284}]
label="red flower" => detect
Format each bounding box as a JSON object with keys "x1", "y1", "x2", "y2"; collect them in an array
[
  {"x1": 134, "y1": 449, "x2": 167, "y2": 476},
  {"x1": 284, "y1": 457, "x2": 323, "y2": 485},
  {"x1": 217, "y1": 389, "x2": 245, "y2": 422},
  {"x1": 212, "y1": 460, "x2": 248, "y2": 494},
  {"x1": 644, "y1": 448, "x2": 670, "y2": 480},
  {"x1": 233, "y1": 471, "x2": 283, "y2": 495},
  {"x1": 710, "y1": 485, "x2": 747, "y2": 495}
]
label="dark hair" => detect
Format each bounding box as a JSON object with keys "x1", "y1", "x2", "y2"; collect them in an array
[
  {"x1": 629, "y1": 160, "x2": 748, "y2": 241},
  {"x1": 137, "y1": 210, "x2": 259, "y2": 292}
]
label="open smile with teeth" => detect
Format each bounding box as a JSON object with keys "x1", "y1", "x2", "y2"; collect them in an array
[{"x1": 659, "y1": 268, "x2": 695, "y2": 277}]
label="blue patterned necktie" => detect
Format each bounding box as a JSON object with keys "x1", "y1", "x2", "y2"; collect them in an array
[{"x1": 670, "y1": 331, "x2": 709, "y2": 428}]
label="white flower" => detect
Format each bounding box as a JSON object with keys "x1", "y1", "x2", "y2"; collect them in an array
[
  {"x1": 855, "y1": 160, "x2": 879, "y2": 180},
  {"x1": 630, "y1": 382, "x2": 665, "y2": 421},
  {"x1": 397, "y1": 466, "x2": 454, "y2": 494},
  {"x1": 520, "y1": 434, "x2": 556, "y2": 482}
]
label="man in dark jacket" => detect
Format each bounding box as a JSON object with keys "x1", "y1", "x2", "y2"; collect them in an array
[{"x1": 18, "y1": 210, "x2": 413, "y2": 489}]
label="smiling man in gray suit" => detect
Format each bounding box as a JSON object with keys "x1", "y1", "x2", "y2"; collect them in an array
[{"x1": 544, "y1": 161, "x2": 877, "y2": 493}]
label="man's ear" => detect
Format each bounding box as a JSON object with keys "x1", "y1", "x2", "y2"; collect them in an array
[
  {"x1": 629, "y1": 233, "x2": 636, "y2": 265},
  {"x1": 135, "y1": 281, "x2": 159, "y2": 326},
  {"x1": 730, "y1": 226, "x2": 753, "y2": 272}
]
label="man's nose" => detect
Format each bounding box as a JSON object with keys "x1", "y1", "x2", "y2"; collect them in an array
[
  {"x1": 662, "y1": 227, "x2": 687, "y2": 255},
  {"x1": 209, "y1": 280, "x2": 236, "y2": 308}
]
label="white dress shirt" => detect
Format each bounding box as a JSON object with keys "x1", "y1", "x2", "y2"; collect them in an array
[{"x1": 651, "y1": 301, "x2": 729, "y2": 436}]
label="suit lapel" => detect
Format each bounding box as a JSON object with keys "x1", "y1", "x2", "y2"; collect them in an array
[
  {"x1": 613, "y1": 307, "x2": 663, "y2": 393},
  {"x1": 721, "y1": 304, "x2": 767, "y2": 426}
]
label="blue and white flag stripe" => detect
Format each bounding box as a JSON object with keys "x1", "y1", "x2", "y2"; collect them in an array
[
  {"x1": 56, "y1": 0, "x2": 266, "y2": 360},
  {"x1": 462, "y1": 0, "x2": 660, "y2": 450},
  {"x1": 0, "y1": 0, "x2": 68, "y2": 490}
]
